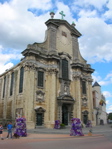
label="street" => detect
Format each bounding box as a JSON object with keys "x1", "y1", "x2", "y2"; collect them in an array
[{"x1": 0, "y1": 124, "x2": 112, "y2": 149}]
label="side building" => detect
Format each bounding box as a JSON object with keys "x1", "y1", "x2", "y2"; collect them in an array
[
  {"x1": 0, "y1": 16, "x2": 95, "y2": 129},
  {"x1": 92, "y1": 82, "x2": 107, "y2": 125}
]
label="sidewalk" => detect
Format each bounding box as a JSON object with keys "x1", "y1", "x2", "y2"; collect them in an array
[{"x1": 27, "y1": 124, "x2": 112, "y2": 135}]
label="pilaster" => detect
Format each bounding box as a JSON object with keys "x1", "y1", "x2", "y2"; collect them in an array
[
  {"x1": 75, "y1": 77, "x2": 81, "y2": 119},
  {"x1": 23, "y1": 62, "x2": 36, "y2": 128},
  {"x1": 46, "y1": 68, "x2": 58, "y2": 128},
  {"x1": 87, "y1": 79, "x2": 93, "y2": 121}
]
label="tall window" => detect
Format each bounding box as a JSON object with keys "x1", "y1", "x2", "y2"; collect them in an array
[
  {"x1": 3, "y1": 76, "x2": 6, "y2": 98},
  {"x1": 38, "y1": 71, "x2": 44, "y2": 87},
  {"x1": 62, "y1": 59, "x2": 68, "y2": 80},
  {"x1": 19, "y1": 67, "x2": 24, "y2": 93},
  {"x1": 10, "y1": 72, "x2": 14, "y2": 96},
  {"x1": 82, "y1": 81, "x2": 86, "y2": 94}
]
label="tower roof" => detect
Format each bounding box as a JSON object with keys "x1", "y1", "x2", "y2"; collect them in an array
[{"x1": 92, "y1": 81, "x2": 101, "y2": 87}]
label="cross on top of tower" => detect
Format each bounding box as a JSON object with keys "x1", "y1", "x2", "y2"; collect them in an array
[{"x1": 59, "y1": 11, "x2": 65, "y2": 20}]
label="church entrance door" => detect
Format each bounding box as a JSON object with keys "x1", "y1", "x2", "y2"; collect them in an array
[
  {"x1": 36, "y1": 113, "x2": 42, "y2": 126},
  {"x1": 62, "y1": 105, "x2": 68, "y2": 125},
  {"x1": 83, "y1": 115, "x2": 88, "y2": 125}
]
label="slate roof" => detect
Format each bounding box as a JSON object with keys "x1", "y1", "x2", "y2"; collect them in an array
[{"x1": 92, "y1": 81, "x2": 101, "y2": 87}]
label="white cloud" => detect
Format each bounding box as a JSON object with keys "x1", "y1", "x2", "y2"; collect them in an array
[
  {"x1": 0, "y1": 47, "x2": 22, "y2": 74},
  {"x1": 72, "y1": 0, "x2": 108, "y2": 11},
  {"x1": 0, "y1": 0, "x2": 52, "y2": 51},
  {"x1": 0, "y1": 0, "x2": 112, "y2": 76},
  {"x1": 102, "y1": 91, "x2": 112, "y2": 98},
  {"x1": 78, "y1": 10, "x2": 97, "y2": 18},
  {"x1": 105, "y1": 71, "x2": 112, "y2": 80},
  {"x1": 107, "y1": 105, "x2": 112, "y2": 111},
  {"x1": 92, "y1": 73, "x2": 102, "y2": 83},
  {"x1": 106, "y1": 100, "x2": 109, "y2": 104},
  {"x1": 54, "y1": 2, "x2": 73, "y2": 23},
  {"x1": 106, "y1": 0, "x2": 112, "y2": 9},
  {"x1": 76, "y1": 17, "x2": 112, "y2": 63},
  {"x1": 99, "y1": 81, "x2": 110, "y2": 86},
  {"x1": 0, "y1": 62, "x2": 14, "y2": 74},
  {"x1": 0, "y1": 0, "x2": 112, "y2": 64}
]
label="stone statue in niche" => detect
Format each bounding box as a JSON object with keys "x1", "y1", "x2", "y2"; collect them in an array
[
  {"x1": 82, "y1": 98, "x2": 87, "y2": 107},
  {"x1": 59, "y1": 80, "x2": 70, "y2": 96},
  {"x1": 36, "y1": 90, "x2": 44, "y2": 103},
  {"x1": 64, "y1": 84, "x2": 69, "y2": 95}
]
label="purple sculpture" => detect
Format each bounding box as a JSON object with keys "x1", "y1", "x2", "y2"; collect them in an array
[
  {"x1": 14, "y1": 117, "x2": 27, "y2": 137},
  {"x1": 70, "y1": 118, "x2": 84, "y2": 136},
  {"x1": 54, "y1": 120, "x2": 60, "y2": 129},
  {"x1": 86, "y1": 120, "x2": 92, "y2": 128}
]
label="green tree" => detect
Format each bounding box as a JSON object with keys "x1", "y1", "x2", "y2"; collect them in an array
[{"x1": 108, "y1": 113, "x2": 112, "y2": 120}]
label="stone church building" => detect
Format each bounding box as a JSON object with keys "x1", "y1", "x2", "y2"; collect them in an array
[{"x1": 0, "y1": 14, "x2": 95, "y2": 128}]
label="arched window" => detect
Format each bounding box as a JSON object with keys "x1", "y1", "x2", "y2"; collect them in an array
[
  {"x1": 10, "y1": 72, "x2": 14, "y2": 96},
  {"x1": 19, "y1": 67, "x2": 24, "y2": 93},
  {"x1": 62, "y1": 59, "x2": 68, "y2": 80}
]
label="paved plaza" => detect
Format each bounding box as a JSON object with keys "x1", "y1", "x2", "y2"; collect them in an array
[{"x1": 0, "y1": 124, "x2": 112, "y2": 149}]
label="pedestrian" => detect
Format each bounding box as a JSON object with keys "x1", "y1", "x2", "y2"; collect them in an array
[
  {"x1": 0, "y1": 123, "x2": 4, "y2": 140},
  {"x1": 6, "y1": 122, "x2": 13, "y2": 139}
]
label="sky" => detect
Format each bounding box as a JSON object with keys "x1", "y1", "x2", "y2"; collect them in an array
[{"x1": 0, "y1": 0, "x2": 112, "y2": 113}]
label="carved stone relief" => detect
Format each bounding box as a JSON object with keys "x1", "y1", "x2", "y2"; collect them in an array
[
  {"x1": 46, "y1": 68, "x2": 59, "y2": 75},
  {"x1": 82, "y1": 97, "x2": 88, "y2": 107},
  {"x1": 23, "y1": 62, "x2": 38, "y2": 71},
  {"x1": 36, "y1": 90, "x2": 45, "y2": 103},
  {"x1": 59, "y1": 80, "x2": 70, "y2": 96}
]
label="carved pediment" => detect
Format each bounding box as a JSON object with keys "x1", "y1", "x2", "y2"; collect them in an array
[
  {"x1": 57, "y1": 95, "x2": 74, "y2": 101},
  {"x1": 82, "y1": 110, "x2": 89, "y2": 115},
  {"x1": 34, "y1": 106, "x2": 46, "y2": 112}
]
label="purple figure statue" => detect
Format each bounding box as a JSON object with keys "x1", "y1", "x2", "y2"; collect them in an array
[
  {"x1": 54, "y1": 120, "x2": 60, "y2": 129},
  {"x1": 14, "y1": 117, "x2": 27, "y2": 137},
  {"x1": 70, "y1": 118, "x2": 84, "y2": 136},
  {"x1": 86, "y1": 120, "x2": 92, "y2": 128}
]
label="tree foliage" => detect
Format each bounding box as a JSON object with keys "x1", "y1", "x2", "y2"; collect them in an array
[{"x1": 108, "y1": 113, "x2": 112, "y2": 120}]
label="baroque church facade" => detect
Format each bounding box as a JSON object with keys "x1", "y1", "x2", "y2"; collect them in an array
[{"x1": 0, "y1": 13, "x2": 95, "y2": 128}]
